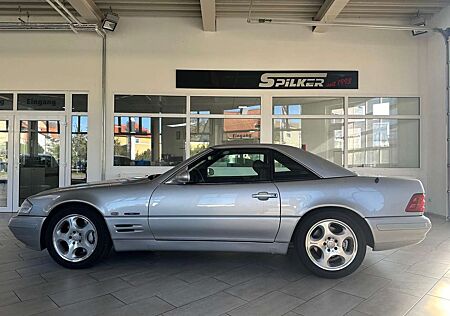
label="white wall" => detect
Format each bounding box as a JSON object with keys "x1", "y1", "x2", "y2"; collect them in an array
[
  {"x1": 0, "y1": 31, "x2": 103, "y2": 182},
  {"x1": 0, "y1": 16, "x2": 446, "y2": 215}
]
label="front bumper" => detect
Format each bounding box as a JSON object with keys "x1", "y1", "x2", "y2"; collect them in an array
[
  {"x1": 367, "y1": 215, "x2": 432, "y2": 251},
  {"x1": 8, "y1": 215, "x2": 46, "y2": 251}
]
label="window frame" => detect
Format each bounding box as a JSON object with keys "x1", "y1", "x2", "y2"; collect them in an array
[
  {"x1": 175, "y1": 148, "x2": 320, "y2": 185},
  {"x1": 272, "y1": 96, "x2": 421, "y2": 169}
]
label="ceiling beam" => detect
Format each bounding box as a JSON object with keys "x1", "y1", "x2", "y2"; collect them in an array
[
  {"x1": 66, "y1": 0, "x2": 103, "y2": 24},
  {"x1": 200, "y1": 0, "x2": 216, "y2": 31},
  {"x1": 313, "y1": 0, "x2": 351, "y2": 32}
]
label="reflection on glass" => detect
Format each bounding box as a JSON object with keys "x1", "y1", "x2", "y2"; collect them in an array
[
  {"x1": 190, "y1": 97, "x2": 261, "y2": 115},
  {"x1": 114, "y1": 95, "x2": 186, "y2": 114},
  {"x1": 19, "y1": 120, "x2": 60, "y2": 204},
  {"x1": 190, "y1": 118, "x2": 261, "y2": 156},
  {"x1": 72, "y1": 94, "x2": 88, "y2": 112},
  {"x1": 0, "y1": 121, "x2": 8, "y2": 207},
  {"x1": 18, "y1": 94, "x2": 65, "y2": 111},
  {"x1": 348, "y1": 97, "x2": 420, "y2": 115},
  {"x1": 72, "y1": 116, "x2": 88, "y2": 184},
  {"x1": 273, "y1": 97, "x2": 344, "y2": 115},
  {"x1": 273, "y1": 118, "x2": 344, "y2": 166},
  {"x1": 0, "y1": 94, "x2": 13, "y2": 111},
  {"x1": 348, "y1": 119, "x2": 419, "y2": 168},
  {"x1": 114, "y1": 116, "x2": 185, "y2": 166}
]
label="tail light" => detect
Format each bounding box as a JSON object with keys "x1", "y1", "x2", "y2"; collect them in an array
[{"x1": 405, "y1": 193, "x2": 426, "y2": 213}]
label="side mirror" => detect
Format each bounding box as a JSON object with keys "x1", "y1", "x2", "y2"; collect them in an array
[{"x1": 167, "y1": 169, "x2": 190, "y2": 184}]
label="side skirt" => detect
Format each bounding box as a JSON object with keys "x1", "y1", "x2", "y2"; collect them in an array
[{"x1": 112, "y1": 239, "x2": 289, "y2": 255}]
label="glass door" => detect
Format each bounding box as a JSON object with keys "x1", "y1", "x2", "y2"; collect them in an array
[
  {"x1": 14, "y1": 116, "x2": 66, "y2": 207},
  {"x1": 0, "y1": 117, "x2": 13, "y2": 211}
]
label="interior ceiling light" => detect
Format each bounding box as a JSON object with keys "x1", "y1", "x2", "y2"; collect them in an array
[{"x1": 102, "y1": 10, "x2": 119, "y2": 32}]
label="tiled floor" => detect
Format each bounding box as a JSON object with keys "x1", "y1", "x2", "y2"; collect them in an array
[{"x1": 0, "y1": 213, "x2": 449, "y2": 316}]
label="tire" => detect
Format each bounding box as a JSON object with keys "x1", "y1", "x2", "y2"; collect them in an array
[
  {"x1": 294, "y1": 210, "x2": 366, "y2": 279},
  {"x1": 45, "y1": 205, "x2": 112, "y2": 269}
]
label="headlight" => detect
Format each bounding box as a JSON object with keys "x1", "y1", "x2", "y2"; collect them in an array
[{"x1": 18, "y1": 199, "x2": 33, "y2": 215}]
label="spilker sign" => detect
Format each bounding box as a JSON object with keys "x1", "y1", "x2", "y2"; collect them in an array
[{"x1": 176, "y1": 70, "x2": 358, "y2": 89}]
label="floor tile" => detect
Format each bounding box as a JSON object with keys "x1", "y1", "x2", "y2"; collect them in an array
[
  {"x1": 406, "y1": 295, "x2": 450, "y2": 316},
  {"x1": 280, "y1": 275, "x2": 341, "y2": 301},
  {"x1": 33, "y1": 294, "x2": 125, "y2": 316},
  {"x1": 15, "y1": 273, "x2": 99, "y2": 300},
  {"x1": 228, "y1": 291, "x2": 304, "y2": 316},
  {"x1": 428, "y1": 277, "x2": 450, "y2": 300},
  {"x1": 49, "y1": 277, "x2": 131, "y2": 306},
  {"x1": 386, "y1": 272, "x2": 438, "y2": 297},
  {"x1": 215, "y1": 264, "x2": 272, "y2": 285},
  {"x1": 0, "y1": 274, "x2": 46, "y2": 294},
  {"x1": 108, "y1": 296, "x2": 175, "y2": 316},
  {"x1": 363, "y1": 260, "x2": 409, "y2": 278},
  {"x1": 0, "y1": 296, "x2": 57, "y2": 316},
  {"x1": 354, "y1": 288, "x2": 421, "y2": 316},
  {"x1": 157, "y1": 277, "x2": 230, "y2": 307},
  {"x1": 406, "y1": 260, "x2": 450, "y2": 279},
  {"x1": 383, "y1": 250, "x2": 424, "y2": 266},
  {"x1": 164, "y1": 292, "x2": 246, "y2": 316},
  {"x1": 333, "y1": 273, "x2": 390, "y2": 298},
  {"x1": 225, "y1": 273, "x2": 288, "y2": 301},
  {"x1": 293, "y1": 289, "x2": 363, "y2": 316},
  {"x1": 112, "y1": 275, "x2": 188, "y2": 304},
  {"x1": 0, "y1": 291, "x2": 20, "y2": 307}
]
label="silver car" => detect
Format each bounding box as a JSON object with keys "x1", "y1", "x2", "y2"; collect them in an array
[{"x1": 8, "y1": 144, "x2": 431, "y2": 278}]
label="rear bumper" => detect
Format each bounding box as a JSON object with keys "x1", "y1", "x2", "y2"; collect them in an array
[
  {"x1": 8, "y1": 215, "x2": 45, "y2": 251},
  {"x1": 367, "y1": 215, "x2": 431, "y2": 251}
]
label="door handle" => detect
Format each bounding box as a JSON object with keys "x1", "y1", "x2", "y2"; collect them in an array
[{"x1": 252, "y1": 192, "x2": 278, "y2": 201}]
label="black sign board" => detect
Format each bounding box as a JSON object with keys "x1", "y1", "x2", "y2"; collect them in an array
[{"x1": 176, "y1": 70, "x2": 358, "y2": 89}]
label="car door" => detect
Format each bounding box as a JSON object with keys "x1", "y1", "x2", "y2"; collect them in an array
[{"x1": 149, "y1": 148, "x2": 281, "y2": 242}]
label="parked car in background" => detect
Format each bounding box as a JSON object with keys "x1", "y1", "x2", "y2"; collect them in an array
[{"x1": 9, "y1": 144, "x2": 431, "y2": 278}]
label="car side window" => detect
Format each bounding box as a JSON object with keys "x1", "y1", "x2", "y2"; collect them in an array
[
  {"x1": 189, "y1": 150, "x2": 270, "y2": 184},
  {"x1": 273, "y1": 151, "x2": 319, "y2": 181}
]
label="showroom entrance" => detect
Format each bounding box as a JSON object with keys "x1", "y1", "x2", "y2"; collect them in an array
[
  {"x1": 0, "y1": 92, "x2": 88, "y2": 212},
  {"x1": 0, "y1": 114, "x2": 66, "y2": 211}
]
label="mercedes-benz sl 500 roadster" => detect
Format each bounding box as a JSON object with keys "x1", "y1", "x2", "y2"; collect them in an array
[{"x1": 9, "y1": 144, "x2": 431, "y2": 278}]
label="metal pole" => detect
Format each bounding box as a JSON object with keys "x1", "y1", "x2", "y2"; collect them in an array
[
  {"x1": 53, "y1": 0, "x2": 83, "y2": 25},
  {"x1": 440, "y1": 29, "x2": 450, "y2": 221},
  {"x1": 45, "y1": 0, "x2": 77, "y2": 33},
  {"x1": 101, "y1": 33, "x2": 107, "y2": 180},
  {"x1": 247, "y1": 17, "x2": 436, "y2": 32}
]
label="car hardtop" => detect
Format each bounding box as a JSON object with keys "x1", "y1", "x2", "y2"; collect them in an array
[{"x1": 211, "y1": 143, "x2": 356, "y2": 179}]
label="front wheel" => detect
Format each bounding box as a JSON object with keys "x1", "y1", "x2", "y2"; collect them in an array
[
  {"x1": 294, "y1": 211, "x2": 366, "y2": 278},
  {"x1": 45, "y1": 206, "x2": 111, "y2": 269}
]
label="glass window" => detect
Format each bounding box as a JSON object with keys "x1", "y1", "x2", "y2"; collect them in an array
[
  {"x1": 348, "y1": 97, "x2": 420, "y2": 115},
  {"x1": 189, "y1": 150, "x2": 269, "y2": 183},
  {"x1": 72, "y1": 94, "x2": 88, "y2": 112},
  {"x1": 0, "y1": 94, "x2": 13, "y2": 110},
  {"x1": 19, "y1": 120, "x2": 60, "y2": 204},
  {"x1": 190, "y1": 118, "x2": 261, "y2": 156},
  {"x1": 273, "y1": 151, "x2": 318, "y2": 181},
  {"x1": 0, "y1": 120, "x2": 8, "y2": 207},
  {"x1": 71, "y1": 116, "x2": 88, "y2": 184},
  {"x1": 190, "y1": 97, "x2": 261, "y2": 115},
  {"x1": 114, "y1": 95, "x2": 185, "y2": 114},
  {"x1": 114, "y1": 116, "x2": 185, "y2": 166},
  {"x1": 273, "y1": 97, "x2": 344, "y2": 115},
  {"x1": 348, "y1": 119, "x2": 419, "y2": 168},
  {"x1": 273, "y1": 118, "x2": 344, "y2": 166},
  {"x1": 18, "y1": 94, "x2": 65, "y2": 111}
]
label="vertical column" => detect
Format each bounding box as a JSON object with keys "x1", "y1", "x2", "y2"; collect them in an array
[{"x1": 260, "y1": 94, "x2": 272, "y2": 143}]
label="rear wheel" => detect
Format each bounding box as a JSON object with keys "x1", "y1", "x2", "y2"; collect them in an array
[
  {"x1": 45, "y1": 206, "x2": 111, "y2": 269},
  {"x1": 294, "y1": 210, "x2": 366, "y2": 278}
]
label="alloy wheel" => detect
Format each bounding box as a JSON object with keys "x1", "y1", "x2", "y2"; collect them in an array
[{"x1": 305, "y1": 219, "x2": 358, "y2": 271}]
